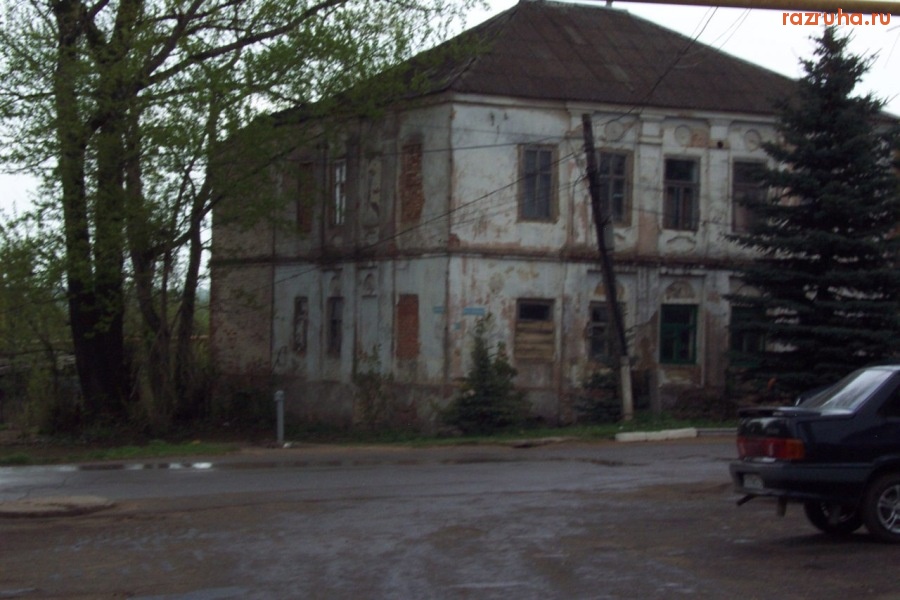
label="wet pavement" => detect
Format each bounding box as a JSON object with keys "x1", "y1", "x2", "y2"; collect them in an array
[
  {"x1": 0, "y1": 495, "x2": 114, "y2": 518},
  {"x1": 2, "y1": 438, "x2": 899, "y2": 599}
]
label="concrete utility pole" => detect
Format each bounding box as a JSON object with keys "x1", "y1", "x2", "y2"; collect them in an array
[
  {"x1": 608, "y1": 0, "x2": 900, "y2": 15},
  {"x1": 579, "y1": 0, "x2": 897, "y2": 417},
  {"x1": 581, "y1": 114, "x2": 635, "y2": 422}
]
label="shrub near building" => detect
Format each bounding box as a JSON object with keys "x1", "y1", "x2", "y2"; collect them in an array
[{"x1": 443, "y1": 317, "x2": 528, "y2": 435}]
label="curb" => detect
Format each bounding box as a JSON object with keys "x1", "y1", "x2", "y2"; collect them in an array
[
  {"x1": 614, "y1": 428, "x2": 699, "y2": 442},
  {"x1": 0, "y1": 495, "x2": 115, "y2": 519}
]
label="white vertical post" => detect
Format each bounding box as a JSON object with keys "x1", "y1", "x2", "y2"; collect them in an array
[{"x1": 620, "y1": 356, "x2": 634, "y2": 421}]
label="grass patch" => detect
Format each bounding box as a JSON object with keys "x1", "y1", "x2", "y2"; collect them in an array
[
  {"x1": 0, "y1": 413, "x2": 734, "y2": 465},
  {"x1": 0, "y1": 452, "x2": 33, "y2": 466},
  {"x1": 0, "y1": 440, "x2": 240, "y2": 466},
  {"x1": 80, "y1": 440, "x2": 240, "y2": 462},
  {"x1": 285, "y1": 413, "x2": 735, "y2": 447},
  {"x1": 420, "y1": 415, "x2": 735, "y2": 446}
]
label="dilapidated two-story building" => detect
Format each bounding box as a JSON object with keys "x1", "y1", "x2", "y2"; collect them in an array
[{"x1": 210, "y1": 0, "x2": 797, "y2": 426}]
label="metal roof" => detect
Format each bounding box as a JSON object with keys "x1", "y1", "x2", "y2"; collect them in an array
[{"x1": 413, "y1": 0, "x2": 797, "y2": 115}]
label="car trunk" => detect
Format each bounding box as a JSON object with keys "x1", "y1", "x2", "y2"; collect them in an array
[{"x1": 736, "y1": 407, "x2": 821, "y2": 461}]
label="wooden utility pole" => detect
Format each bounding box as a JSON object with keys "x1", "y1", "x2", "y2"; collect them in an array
[{"x1": 581, "y1": 114, "x2": 634, "y2": 421}]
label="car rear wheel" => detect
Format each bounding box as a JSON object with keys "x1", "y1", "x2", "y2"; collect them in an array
[
  {"x1": 862, "y1": 474, "x2": 900, "y2": 544},
  {"x1": 802, "y1": 501, "x2": 863, "y2": 536}
]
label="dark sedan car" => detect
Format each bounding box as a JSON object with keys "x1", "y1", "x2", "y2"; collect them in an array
[{"x1": 730, "y1": 364, "x2": 900, "y2": 542}]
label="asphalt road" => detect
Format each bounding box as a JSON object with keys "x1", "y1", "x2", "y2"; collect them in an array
[{"x1": 1, "y1": 438, "x2": 899, "y2": 599}]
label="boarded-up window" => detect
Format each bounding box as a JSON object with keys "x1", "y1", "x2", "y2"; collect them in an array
[
  {"x1": 400, "y1": 142, "x2": 424, "y2": 225},
  {"x1": 515, "y1": 300, "x2": 555, "y2": 362},
  {"x1": 293, "y1": 297, "x2": 308, "y2": 353},
  {"x1": 396, "y1": 294, "x2": 420, "y2": 359},
  {"x1": 326, "y1": 296, "x2": 343, "y2": 357},
  {"x1": 297, "y1": 162, "x2": 314, "y2": 234}
]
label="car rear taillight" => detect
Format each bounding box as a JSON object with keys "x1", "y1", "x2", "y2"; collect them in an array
[{"x1": 737, "y1": 436, "x2": 805, "y2": 461}]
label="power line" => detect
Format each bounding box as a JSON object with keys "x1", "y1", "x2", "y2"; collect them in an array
[
  {"x1": 217, "y1": 6, "x2": 745, "y2": 298},
  {"x1": 2, "y1": 6, "x2": 746, "y2": 320}
]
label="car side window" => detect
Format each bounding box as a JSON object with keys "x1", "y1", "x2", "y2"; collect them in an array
[{"x1": 880, "y1": 384, "x2": 900, "y2": 419}]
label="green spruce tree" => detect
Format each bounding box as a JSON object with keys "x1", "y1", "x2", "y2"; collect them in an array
[
  {"x1": 443, "y1": 316, "x2": 527, "y2": 435},
  {"x1": 729, "y1": 27, "x2": 900, "y2": 396}
]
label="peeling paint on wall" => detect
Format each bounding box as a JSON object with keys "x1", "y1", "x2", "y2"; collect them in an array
[{"x1": 211, "y1": 96, "x2": 779, "y2": 426}]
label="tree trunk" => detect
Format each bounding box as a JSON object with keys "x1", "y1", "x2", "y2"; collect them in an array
[
  {"x1": 174, "y1": 100, "x2": 224, "y2": 421},
  {"x1": 53, "y1": 0, "x2": 130, "y2": 426},
  {"x1": 174, "y1": 190, "x2": 207, "y2": 419},
  {"x1": 53, "y1": 1, "x2": 106, "y2": 424}
]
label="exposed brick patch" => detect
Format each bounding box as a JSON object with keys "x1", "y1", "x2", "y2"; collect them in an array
[
  {"x1": 209, "y1": 265, "x2": 273, "y2": 375},
  {"x1": 396, "y1": 294, "x2": 420, "y2": 359},
  {"x1": 400, "y1": 142, "x2": 424, "y2": 225}
]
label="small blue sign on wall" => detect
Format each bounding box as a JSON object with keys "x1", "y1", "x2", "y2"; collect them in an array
[{"x1": 462, "y1": 306, "x2": 486, "y2": 317}]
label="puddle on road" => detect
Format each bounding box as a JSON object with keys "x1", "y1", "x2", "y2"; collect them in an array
[
  {"x1": 130, "y1": 586, "x2": 249, "y2": 600},
  {"x1": 586, "y1": 458, "x2": 629, "y2": 467},
  {"x1": 79, "y1": 462, "x2": 215, "y2": 471}
]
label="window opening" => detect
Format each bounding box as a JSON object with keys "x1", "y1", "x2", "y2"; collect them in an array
[
  {"x1": 663, "y1": 158, "x2": 699, "y2": 230},
  {"x1": 660, "y1": 304, "x2": 697, "y2": 364}
]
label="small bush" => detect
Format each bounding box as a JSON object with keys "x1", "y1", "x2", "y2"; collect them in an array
[
  {"x1": 0, "y1": 452, "x2": 33, "y2": 466},
  {"x1": 442, "y1": 317, "x2": 528, "y2": 435},
  {"x1": 213, "y1": 383, "x2": 275, "y2": 430},
  {"x1": 352, "y1": 347, "x2": 395, "y2": 432},
  {"x1": 573, "y1": 370, "x2": 621, "y2": 423},
  {"x1": 670, "y1": 388, "x2": 737, "y2": 422}
]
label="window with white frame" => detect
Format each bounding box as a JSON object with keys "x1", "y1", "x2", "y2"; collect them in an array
[
  {"x1": 663, "y1": 158, "x2": 699, "y2": 231},
  {"x1": 519, "y1": 145, "x2": 555, "y2": 221},
  {"x1": 329, "y1": 159, "x2": 347, "y2": 227},
  {"x1": 598, "y1": 151, "x2": 631, "y2": 224}
]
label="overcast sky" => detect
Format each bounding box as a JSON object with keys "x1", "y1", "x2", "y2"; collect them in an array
[
  {"x1": 2, "y1": 1, "x2": 898, "y2": 217},
  {"x1": 475, "y1": 0, "x2": 900, "y2": 115}
]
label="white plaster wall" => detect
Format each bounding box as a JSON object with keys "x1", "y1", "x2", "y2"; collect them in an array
[
  {"x1": 254, "y1": 97, "x2": 783, "y2": 423},
  {"x1": 446, "y1": 100, "x2": 776, "y2": 262},
  {"x1": 391, "y1": 256, "x2": 450, "y2": 383},
  {"x1": 449, "y1": 101, "x2": 576, "y2": 250},
  {"x1": 271, "y1": 257, "x2": 450, "y2": 386},
  {"x1": 394, "y1": 105, "x2": 454, "y2": 249},
  {"x1": 271, "y1": 264, "x2": 323, "y2": 379}
]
